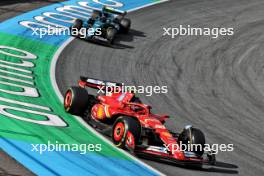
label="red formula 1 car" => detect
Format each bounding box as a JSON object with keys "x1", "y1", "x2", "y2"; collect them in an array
[{"x1": 63, "y1": 77, "x2": 216, "y2": 166}]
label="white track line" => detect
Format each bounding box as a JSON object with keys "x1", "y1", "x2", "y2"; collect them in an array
[{"x1": 50, "y1": 37, "x2": 166, "y2": 176}]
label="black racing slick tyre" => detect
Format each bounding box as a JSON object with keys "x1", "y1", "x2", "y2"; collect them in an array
[
  {"x1": 64, "y1": 86, "x2": 89, "y2": 116},
  {"x1": 120, "y1": 18, "x2": 131, "y2": 33},
  {"x1": 112, "y1": 116, "x2": 141, "y2": 151},
  {"x1": 178, "y1": 126, "x2": 206, "y2": 156},
  {"x1": 70, "y1": 19, "x2": 83, "y2": 36},
  {"x1": 106, "y1": 27, "x2": 117, "y2": 44}
]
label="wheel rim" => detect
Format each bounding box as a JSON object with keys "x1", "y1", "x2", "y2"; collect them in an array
[
  {"x1": 64, "y1": 90, "x2": 72, "y2": 110},
  {"x1": 113, "y1": 122, "x2": 125, "y2": 142},
  {"x1": 126, "y1": 131, "x2": 135, "y2": 149}
]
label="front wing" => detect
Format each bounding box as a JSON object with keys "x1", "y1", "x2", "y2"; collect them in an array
[{"x1": 134, "y1": 145, "x2": 216, "y2": 167}]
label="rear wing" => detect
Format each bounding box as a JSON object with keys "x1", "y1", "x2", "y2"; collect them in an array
[
  {"x1": 78, "y1": 76, "x2": 122, "y2": 91},
  {"x1": 102, "y1": 6, "x2": 127, "y2": 15}
]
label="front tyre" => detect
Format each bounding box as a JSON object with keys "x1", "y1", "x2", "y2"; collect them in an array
[
  {"x1": 207, "y1": 152, "x2": 216, "y2": 165},
  {"x1": 120, "y1": 18, "x2": 131, "y2": 33},
  {"x1": 178, "y1": 126, "x2": 206, "y2": 156},
  {"x1": 112, "y1": 116, "x2": 141, "y2": 151},
  {"x1": 64, "y1": 86, "x2": 89, "y2": 116},
  {"x1": 106, "y1": 27, "x2": 117, "y2": 44}
]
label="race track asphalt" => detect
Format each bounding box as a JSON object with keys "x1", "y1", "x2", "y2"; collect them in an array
[{"x1": 56, "y1": 0, "x2": 264, "y2": 175}]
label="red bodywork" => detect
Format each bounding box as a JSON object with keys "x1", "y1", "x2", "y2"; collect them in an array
[{"x1": 78, "y1": 78, "x2": 206, "y2": 164}]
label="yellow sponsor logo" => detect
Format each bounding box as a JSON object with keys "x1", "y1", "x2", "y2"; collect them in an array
[{"x1": 97, "y1": 105, "x2": 104, "y2": 119}]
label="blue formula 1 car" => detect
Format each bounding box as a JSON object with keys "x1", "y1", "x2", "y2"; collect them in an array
[{"x1": 70, "y1": 6, "x2": 131, "y2": 44}]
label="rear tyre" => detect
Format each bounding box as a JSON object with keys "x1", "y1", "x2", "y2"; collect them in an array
[
  {"x1": 178, "y1": 126, "x2": 205, "y2": 156},
  {"x1": 112, "y1": 116, "x2": 141, "y2": 151},
  {"x1": 70, "y1": 19, "x2": 83, "y2": 36},
  {"x1": 115, "y1": 15, "x2": 123, "y2": 22},
  {"x1": 106, "y1": 27, "x2": 117, "y2": 44},
  {"x1": 64, "y1": 86, "x2": 89, "y2": 116},
  {"x1": 120, "y1": 18, "x2": 131, "y2": 33}
]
